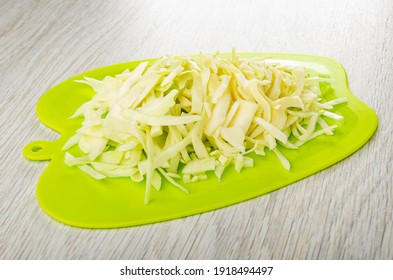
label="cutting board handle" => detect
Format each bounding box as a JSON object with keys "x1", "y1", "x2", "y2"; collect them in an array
[{"x1": 23, "y1": 140, "x2": 57, "y2": 161}]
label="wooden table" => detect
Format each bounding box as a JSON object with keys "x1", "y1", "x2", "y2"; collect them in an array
[{"x1": 1, "y1": 0, "x2": 392, "y2": 259}]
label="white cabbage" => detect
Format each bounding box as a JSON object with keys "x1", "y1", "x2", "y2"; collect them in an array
[{"x1": 64, "y1": 50, "x2": 347, "y2": 203}]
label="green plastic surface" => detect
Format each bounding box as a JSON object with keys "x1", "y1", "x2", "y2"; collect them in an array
[{"x1": 23, "y1": 53, "x2": 378, "y2": 228}]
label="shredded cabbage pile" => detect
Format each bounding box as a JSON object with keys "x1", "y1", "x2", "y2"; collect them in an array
[{"x1": 63, "y1": 51, "x2": 347, "y2": 203}]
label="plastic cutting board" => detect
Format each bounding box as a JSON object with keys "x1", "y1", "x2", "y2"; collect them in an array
[{"x1": 23, "y1": 53, "x2": 378, "y2": 228}]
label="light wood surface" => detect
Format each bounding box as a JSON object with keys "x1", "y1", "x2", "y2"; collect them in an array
[{"x1": 1, "y1": 0, "x2": 392, "y2": 260}]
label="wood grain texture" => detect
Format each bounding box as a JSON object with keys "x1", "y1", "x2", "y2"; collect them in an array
[{"x1": 1, "y1": 0, "x2": 392, "y2": 260}]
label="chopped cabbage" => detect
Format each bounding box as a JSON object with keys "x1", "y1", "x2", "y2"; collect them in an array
[{"x1": 64, "y1": 50, "x2": 347, "y2": 203}]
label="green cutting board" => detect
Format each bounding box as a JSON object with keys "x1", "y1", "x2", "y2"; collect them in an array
[{"x1": 23, "y1": 53, "x2": 378, "y2": 228}]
